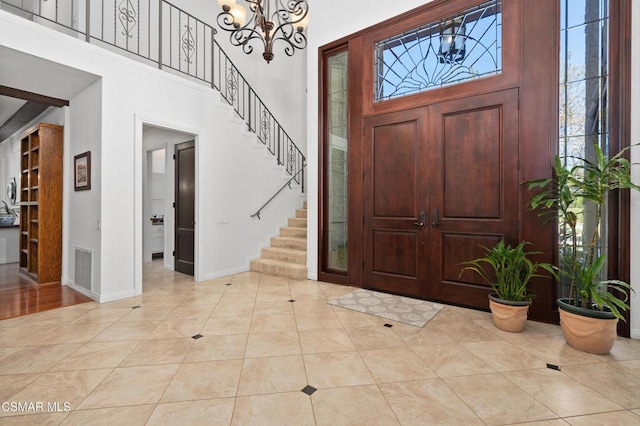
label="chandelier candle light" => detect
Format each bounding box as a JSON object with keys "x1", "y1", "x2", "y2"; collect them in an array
[{"x1": 216, "y1": 0, "x2": 309, "y2": 63}]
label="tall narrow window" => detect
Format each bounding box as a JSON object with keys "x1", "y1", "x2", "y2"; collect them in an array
[
  {"x1": 324, "y1": 49, "x2": 349, "y2": 272},
  {"x1": 558, "y1": 0, "x2": 609, "y2": 296}
]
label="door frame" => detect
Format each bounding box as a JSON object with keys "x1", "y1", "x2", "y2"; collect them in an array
[
  {"x1": 317, "y1": 0, "x2": 631, "y2": 333},
  {"x1": 318, "y1": 0, "x2": 558, "y2": 323},
  {"x1": 134, "y1": 115, "x2": 200, "y2": 295}
]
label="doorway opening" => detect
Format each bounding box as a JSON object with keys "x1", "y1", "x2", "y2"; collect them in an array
[{"x1": 140, "y1": 124, "x2": 197, "y2": 292}]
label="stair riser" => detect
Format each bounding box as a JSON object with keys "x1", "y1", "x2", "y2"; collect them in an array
[
  {"x1": 280, "y1": 228, "x2": 307, "y2": 238},
  {"x1": 296, "y1": 209, "x2": 307, "y2": 218},
  {"x1": 262, "y1": 248, "x2": 306, "y2": 265},
  {"x1": 250, "y1": 260, "x2": 307, "y2": 280},
  {"x1": 271, "y1": 238, "x2": 306, "y2": 251},
  {"x1": 288, "y1": 218, "x2": 307, "y2": 228}
]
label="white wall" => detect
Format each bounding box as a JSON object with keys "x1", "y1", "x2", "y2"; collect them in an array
[
  {"x1": 630, "y1": 3, "x2": 640, "y2": 339},
  {"x1": 1, "y1": 9, "x2": 303, "y2": 302},
  {"x1": 305, "y1": 0, "x2": 432, "y2": 280},
  {"x1": 65, "y1": 79, "x2": 102, "y2": 297}
]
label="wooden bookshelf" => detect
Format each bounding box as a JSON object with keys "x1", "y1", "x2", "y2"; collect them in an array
[{"x1": 18, "y1": 123, "x2": 63, "y2": 285}]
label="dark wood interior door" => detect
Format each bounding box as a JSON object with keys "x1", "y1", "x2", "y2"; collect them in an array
[
  {"x1": 427, "y1": 89, "x2": 520, "y2": 307},
  {"x1": 174, "y1": 141, "x2": 195, "y2": 276},
  {"x1": 363, "y1": 109, "x2": 429, "y2": 296}
]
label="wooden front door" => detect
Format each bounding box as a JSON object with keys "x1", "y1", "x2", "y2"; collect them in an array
[
  {"x1": 363, "y1": 108, "x2": 429, "y2": 296},
  {"x1": 363, "y1": 89, "x2": 520, "y2": 309},
  {"x1": 174, "y1": 141, "x2": 195, "y2": 276}
]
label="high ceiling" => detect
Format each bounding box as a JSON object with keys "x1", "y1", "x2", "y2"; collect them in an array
[{"x1": 0, "y1": 46, "x2": 100, "y2": 143}]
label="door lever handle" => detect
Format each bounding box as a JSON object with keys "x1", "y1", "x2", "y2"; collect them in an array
[
  {"x1": 432, "y1": 208, "x2": 440, "y2": 228},
  {"x1": 413, "y1": 210, "x2": 426, "y2": 228}
]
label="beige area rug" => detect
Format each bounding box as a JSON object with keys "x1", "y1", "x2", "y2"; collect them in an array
[{"x1": 328, "y1": 289, "x2": 444, "y2": 327}]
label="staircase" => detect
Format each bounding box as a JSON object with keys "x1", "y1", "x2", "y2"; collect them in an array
[{"x1": 250, "y1": 202, "x2": 307, "y2": 280}]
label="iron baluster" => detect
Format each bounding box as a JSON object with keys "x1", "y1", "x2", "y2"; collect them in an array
[
  {"x1": 158, "y1": 0, "x2": 162, "y2": 68},
  {"x1": 85, "y1": 0, "x2": 90, "y2": 42}
]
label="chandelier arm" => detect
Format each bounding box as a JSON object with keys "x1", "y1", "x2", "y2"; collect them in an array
[
  {"x1": 216, "y1": 0, "x2": 308, "y2": 63},
  {"x1": 217, "y1": 9, "x2": 267, "y2": 52},
  {"x1": 268, "y1": 0, "x2": 307, "y2": 51},
  {"x1": 216, "y1": 11, "x2": 238, "y2": 31}
]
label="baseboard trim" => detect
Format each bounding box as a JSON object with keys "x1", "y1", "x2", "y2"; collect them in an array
[
  {"x1": 63, "y1": 279, "x2": 99, "y2": 302},
  {"x1": 202, "y1": 265, "x2": 249, "y2": 281},
  {"x1": 98, "y1": 289, "x2": 137, "y2": 303},
  {"x1": 631, "y1": 328, "x2": 640, "y2": 340}
]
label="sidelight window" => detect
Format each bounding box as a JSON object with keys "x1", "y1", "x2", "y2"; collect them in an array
[
  {"x1": 324, "y1": 49, "x2": 349, "y2": 272},
  {"x1": 558, "y1": 0, "x2": 609, "y2": 297}
]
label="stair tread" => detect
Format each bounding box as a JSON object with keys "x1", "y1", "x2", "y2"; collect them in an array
[
  {"x1": 263, "y1": 247, "x2": 306, "y2": 254},
  {"x1": 281, "y1": 226, "x2": 307, "y2": 231},
  {"x1": 251, "y1": 258, "x2": 306, "y2": 270},
  {"x1": 271, "y1": 237, "x2": 307, "y2": 250},
  {"x1": 278, "y1": 232, "x2": 307, "y2": 239}
]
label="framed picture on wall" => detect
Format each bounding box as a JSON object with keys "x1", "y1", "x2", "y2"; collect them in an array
[{"x1": 74, "y1": 151, "x2": 91, "y2": 191}]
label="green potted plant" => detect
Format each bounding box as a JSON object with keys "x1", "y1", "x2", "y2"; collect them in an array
[
  {"x1": 459, "y1": 240, "x2": 557, "y2": 333},
  {"x1": 527, "y1": 143, "x2": 638, "y2": 354},
  {"x1": 0, "y1": 200, "x2": 18, "y2": 226}
]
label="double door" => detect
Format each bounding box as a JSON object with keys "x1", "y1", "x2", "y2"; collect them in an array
[{"x1": 363, "y1": 89, "x2": 520, "y2": 307}]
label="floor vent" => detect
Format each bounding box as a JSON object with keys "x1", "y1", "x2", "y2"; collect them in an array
[{"x1": 75, "y1": 247, "x2": 93, "y2": 291}]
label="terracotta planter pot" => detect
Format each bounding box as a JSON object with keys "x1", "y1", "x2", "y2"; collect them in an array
[
  {"x1": 557, "y1": 298, "x2": 618, "y2": 355},
  {"x1": 488, "y1": 294, "x2": 530, "y2": 333}
]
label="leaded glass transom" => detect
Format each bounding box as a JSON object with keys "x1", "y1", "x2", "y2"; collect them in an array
[{"x1": 374, "y1": 0, "x2": 502, "y2": 102}]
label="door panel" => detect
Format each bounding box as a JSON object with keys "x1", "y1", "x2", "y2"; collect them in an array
[
  {"x1": 372, "y1": 231, "x2": 418, "y2": 277},
  {"x1": 372, "y1": 121, "x2": 417, "y2": 218},
  {"x1": 427, "y1": 89, "x2": 520, "y2": 307},
  {"x1": 175, "y1": 141, "x2": 195, "y2": 276},
  {"x1": 443, "y1": 107, "x2": 502, "y2": 219},
  {"x1": 363, "y1": 109, "x2": 428, "y2": 296},
  {"x1": 441, "y1": 233, "x2": 502, "y2": 286}
]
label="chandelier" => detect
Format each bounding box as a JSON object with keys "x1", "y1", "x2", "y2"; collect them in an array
[{"x1": 216, "y1": 0, "x2": 309, "y2": 63}]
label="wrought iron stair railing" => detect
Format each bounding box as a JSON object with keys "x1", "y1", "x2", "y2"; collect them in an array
[
  {"x1": 1, "y1": 0, "x2": 305, "y2": 191},
  {"x1": 251, "y1": 163, "x2": 306, "y2": 220}
]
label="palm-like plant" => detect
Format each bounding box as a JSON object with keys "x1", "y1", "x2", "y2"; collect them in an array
[
  {"x1": 527, "y1": 143, "x2": 638, "y2": 320},
  {"x1": 459, "y1": 240, "x2": 557, "y2": 302}
]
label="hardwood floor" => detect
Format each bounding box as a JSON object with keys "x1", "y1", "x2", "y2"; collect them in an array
[{"x1": 0, "y1": 262, "x2": 93, "y2": 321}]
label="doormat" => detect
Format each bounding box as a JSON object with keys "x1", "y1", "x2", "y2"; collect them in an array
[{"x1": 328, "y1": 289, "x2": 444, "y2": 328}]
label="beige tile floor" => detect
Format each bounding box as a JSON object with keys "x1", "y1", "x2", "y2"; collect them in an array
[{"x1": 1, "y1": 261, "x2": 640, "y2": 425}]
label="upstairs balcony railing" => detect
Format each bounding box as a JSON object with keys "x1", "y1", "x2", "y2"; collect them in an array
[{"x1": 1, "y1": 0, "x2": 305, "y2": 191}]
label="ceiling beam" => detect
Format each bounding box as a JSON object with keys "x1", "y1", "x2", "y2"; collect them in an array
[
  {"x1": 0, "y1": 85, "x2": 69, "y2": 107},
  {"x1": 0, "y1": 101, "x2": 50, "y2": 141}
]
